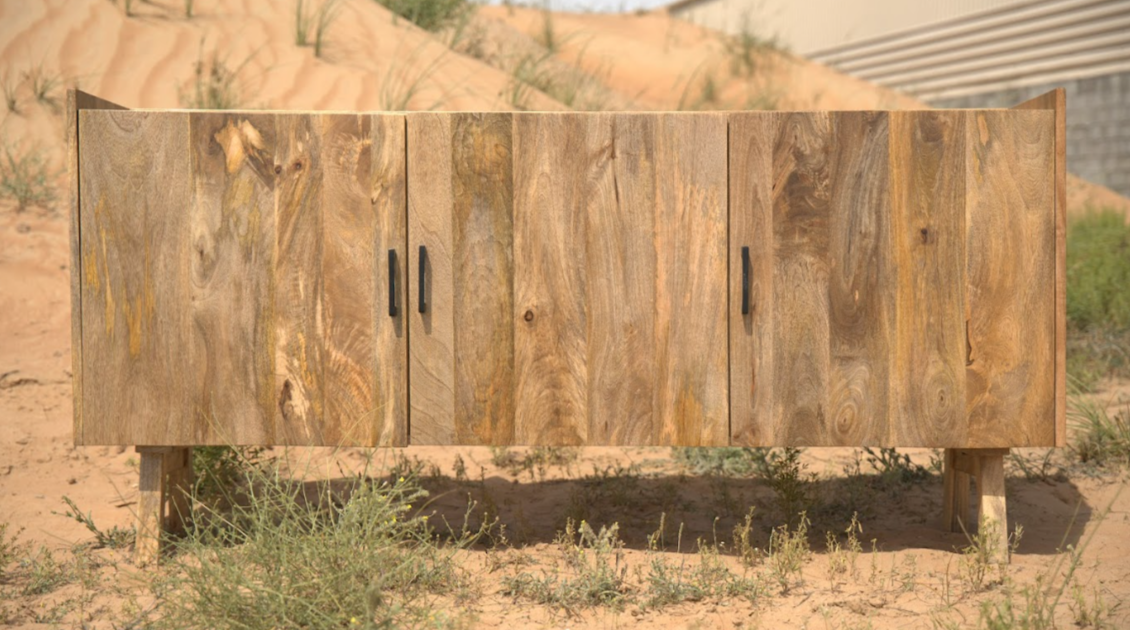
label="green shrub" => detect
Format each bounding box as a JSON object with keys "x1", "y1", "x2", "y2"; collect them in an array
[
  {"x1": 1067, "y1": 210, "x2": 1130, "y2": 330},
  {"x1": 156, "y1": 461, "x2": 478, "y2": 629},
  {"x1": 0, "y1": 142, "x2": 56, "y2": 211},
  {"x1": 377, "y1": 0, "x2": 471, "y2": 32}
]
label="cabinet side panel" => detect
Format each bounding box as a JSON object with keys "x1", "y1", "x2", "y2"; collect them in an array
[
  {"x1": 729, "y1": 113, "x2": 775, "y2": 446},
  {"x1": 188, "y1": 112, "x2": 278, "y2": 445},
  {"x1": 653, "y1": 113, "x2": 730, "y2": 446},
  {"x1": 513, "y1": 114, "x2": 589, "y2": 445},
  {"x1": 889, "y1": 111, "x2": 967, "y2": 447},
  {"x1": 771, "y1": 113, "x2": 833, "y2": 446},
  {"x1": 69, "y1": 91, "x2": 125, "y2": 445},
  {"x1": 274, "y1": 115, "x2": 325, "y2": 445},
  {"x1": 965, "y1": 110, "x2": 1056, "y2": 447},
  {"x1": 452, "y1": 113, "x2": 515, "y2": 445},
  {"x1": 1011, "y1": 89, "x2": 1067, "y2": 447},
  {"x1": 79, "y1": 110, "x2": 194, "y2": 445},
  {"x1": 407, "y1": 114, "x2": 456, "y2": 445}
]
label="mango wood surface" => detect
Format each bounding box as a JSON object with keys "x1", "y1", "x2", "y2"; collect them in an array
[
  {"x1": 67, "y1": 90, "x2": 125, "y2": 444},
  {"x1": 1012, "y1": 89, "x2": 1067, "y2": 448},
  {"x1": 77, "y1": 111, "x2": 407, "y2": 446},
  {"x1": 731, "y1": 108, "x2": 1056, "y2": 447},
  {"x1": 964, "y1": 110, "x2": 1055, "y2": 446},
  {"x1": 410, "y1": 112, "x2": 730, "y2": 446},
  {"x1": 889, "y1": 111, "x2": 967, "y2": 446}
]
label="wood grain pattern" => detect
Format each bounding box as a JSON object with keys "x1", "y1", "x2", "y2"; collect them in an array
[
  {"x1": 321, "y1": 114, "x2": 406, "y2": 447},
  {"x1": 274, "y1": 115, "x2": 325, "y2": 445},
  {"x1": 965, "y1": 110, "x2": 1055, "y2": 447},
  {"x1": 583, "y1": 113, "x2": 655, "y2": 445},
  {"x1": 79, "y1": 110, "x2": 194, "y2": 445},
  {"x1": 512, "y1": 114, "x2": 590, "y2": 445},
  {"x1": 768, "y1": 112, "x2": 892, "y2": 446},
  {"x1": 729, "y1": 112, "x2": 776, "y2": 447},
  {"x1": 889, "y1": 111, "x2": 967, "y2": 446},
  {"x1": 369, "y1": 115, "x2": 409, "y2": 447},
  {"x1": 770, "y1": 113, "x2": 833, "y2": 446},
  {"x1": 188, "y1": 113, "x2": 278, "y2": 444},
  {"x1": 652, "y1": 113, "x2": 729, "y2": 446},
  {"x1": 827, "y1": 112, "x2": 892, "y2": 447},
  {"x1": 511, "y1": 113, "x2": 729, "y2": 446},
  {"x1": 451, "y1": 113, "x2": 516, "y2": 445},
  {"x1": 1012, "y1": 90, "x2": 1067, "y2": 448},
  {"x1": 407, "y1": 114, "x2": 457, "y2": 444},
  {"x1": 68, "y1": 91, "x2": 125, "y2": 445}
]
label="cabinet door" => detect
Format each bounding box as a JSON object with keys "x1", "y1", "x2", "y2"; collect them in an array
[
  {"x1": 76, "y1": 111, "x2": 406, "y2": 446},
  {"x1": 407, "y1": 113, "x2": 729, "y2": 446},
  {"x1": 729, "y1": 110, "x2": 1055, "y2": 448}
]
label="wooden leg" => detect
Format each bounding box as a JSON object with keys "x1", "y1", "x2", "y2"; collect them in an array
[
  {"x1": 942, "y1": 448, "x2": 971, "y2": 532},
  {"x1": 136, "y1": 447, "x2": 169, "y2": 566},
  {"x1": 135, "y1": 447, "x2": 194, "y2": 565},
  {"x1": 976, "y1": 451, "x2": 1010, "y2": 562},
  {"x1": 165, "y1": 447, "x2": 194, "y2": 536}
]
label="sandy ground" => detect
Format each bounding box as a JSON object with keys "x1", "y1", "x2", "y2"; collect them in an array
[{"x1": 3, "y1": 0, "x2": 1130, "y2": 627}]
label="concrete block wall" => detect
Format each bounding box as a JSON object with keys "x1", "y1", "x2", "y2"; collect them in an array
[{"x1": 932, "y1": 71, "x2": 1130, "y2": 200}]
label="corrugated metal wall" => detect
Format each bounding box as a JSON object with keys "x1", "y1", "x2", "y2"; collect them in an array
[{"x1": 668, "y1": 0, "x2": 1130, "y2": 100}]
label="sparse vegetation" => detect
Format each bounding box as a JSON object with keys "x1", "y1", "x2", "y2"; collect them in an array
[
  {"x1": 295, "y1": 0, "x2": 341, "y2": 58},
  {"x1": 724, "y1": 15, "x2": 779, "y2": 78},
  {"x1": 503, "y1": 519, "x2": 628, "y2": 609},
  {"x1": 491, "y1": 446, "x2": 577, "y2": 480},
  {"x1": 1070, "y1": 391, "x2": 1130, "y2": 468},
  {"x1": 377, "y1": 0, "x2": 472, "y2": 32},
  {"x1": 379, "y1": 43, "x2": 446, "y2": 110},
  {"x1": 1067, "y1": 209, "x2": 1130, "y2": 390},
  {"x1": 179, "y1": 44, "x2": 254, "y2": 110},
  {"x1": 154, "y1": 460, "x2": 481, "y2": 629},
  {"x1": 53, "y1": 496, "x2": 134, "y2": 550},
  {"x1": 2, "y1": 71, "x2": 19, "y2": 113},
  {"x1": 24, "y1": 64, "x2": 62, "y2": 111},
  {"x1": 0, "y1": 142, "x2": 56, "y2": 212}
]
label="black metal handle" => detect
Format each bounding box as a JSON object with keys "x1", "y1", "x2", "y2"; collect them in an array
[
  {"x1": 418, "y1": 245, "x2": 427, "y2": 313},
  {"x1": 741, "y1": 246, "x2": 750, "y2": 315},
  {"x1": 387, "y1": 249, "x2": 398, "y2": 317}
]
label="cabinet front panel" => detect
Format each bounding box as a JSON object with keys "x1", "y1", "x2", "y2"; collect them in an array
[
  {"x1": 408, "y1": 113, "x2": 729, "y2": 446},
  {"x1": 730, "y1": 110, "x2": 1055, "y2": 447},
  {"x1": 77, "y1": 110, "x2": 407, "y2": 446}
]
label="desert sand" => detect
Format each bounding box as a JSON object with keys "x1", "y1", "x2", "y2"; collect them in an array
[{"x1": 2, "y1": 0, "x2": 1130, "y2": 627}]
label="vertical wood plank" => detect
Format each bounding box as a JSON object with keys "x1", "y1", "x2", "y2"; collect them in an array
[
  {"x1": 1012, "y1": 90, "x2": 1067, "y2": 448},
  {"x1": 889, "y1": 111, "x2": 967, "y2": 447},
  {"x1": 274, "y1": 115, "x2": 324, "y2": 445},
  {"x1": 653, "y1": 113, "x2": 729, "y2": 446},
  {"x1": 188, "y1": 113, "x2": 278, "y2": 445},
  {"x1": 79, "y1": 110, "x2": 194, "y2": 445},
  {"x1": 827, "y1": 112, "x2": 891, "y2": 447},
  {"x1": 321, "y1": 113, "x2": 406, "y2": 446},
  {"x1": 68, "y1": 90, "x2": 125, "y2": 445},
  {"x1": 965, "y1": 110, "x2": 1055, "y2": 447},
  {"x1": 771, "y1": 112, "x2": 832, "y2": 446},
  {"x1": 451, "y1": 113, "x2": 515, "y2": 445},
  {"x1": 371, "y1": 115, "x2": 409, "y2": 446},
  {"x1": 585, "y1": 113, "x2": 657, "y2": 445},
  {"x1": 513, "y1": 113, "x2": 589, "y2": 445},
  {"x1": 407, "y1": 114, "x2": 456, "y2": 444},
  {"x1": 729, "y1": 113, "x2": 775, "y2": 447}
]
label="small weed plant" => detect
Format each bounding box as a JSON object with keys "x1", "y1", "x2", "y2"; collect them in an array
[
  {"x1": 0, "y1": 142, "x2": 56, "y2": 212},
  {"x1": 53, "y1": 496, "x2": 134, "y2": 550}
]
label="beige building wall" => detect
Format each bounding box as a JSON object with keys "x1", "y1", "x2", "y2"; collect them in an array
[{"x1": 667, "y1": 0, "x2": 1019, "y2": 55}]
